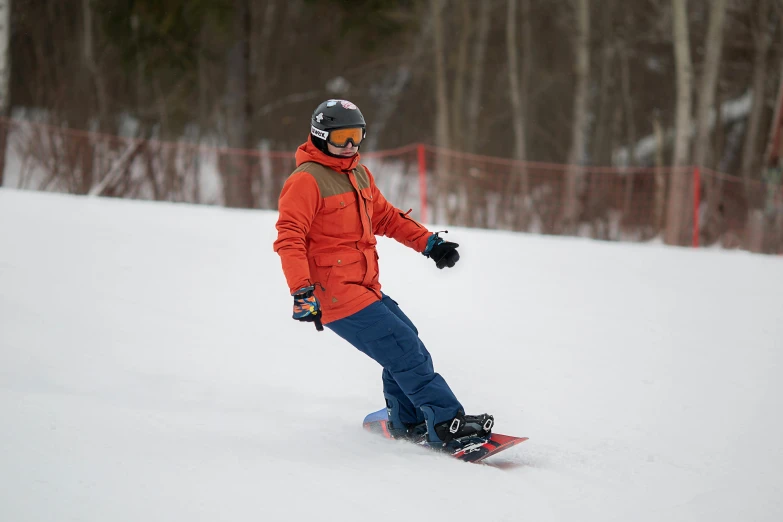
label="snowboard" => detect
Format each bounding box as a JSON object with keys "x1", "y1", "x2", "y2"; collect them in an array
[{"x1": 362, "y1": 408, "x2": 528, "y2": 463}]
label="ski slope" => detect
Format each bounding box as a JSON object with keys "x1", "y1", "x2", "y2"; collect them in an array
[{"x1": 1, "y1": 188, "x2": 782, "y2": 522}]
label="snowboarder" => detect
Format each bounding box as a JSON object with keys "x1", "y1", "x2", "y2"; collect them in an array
[{"x1": 273, "y1": 99, "x2": 493, "y2": 450}]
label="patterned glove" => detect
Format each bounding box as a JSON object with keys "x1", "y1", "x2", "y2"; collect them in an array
[
  {"x1": 423, "y1": 232, "x2": 460, "y2": 269},
  {"x1": 292, "y1": 286, "x2": 323, "y2": 331}
]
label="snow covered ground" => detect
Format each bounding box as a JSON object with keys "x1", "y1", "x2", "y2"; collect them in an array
[{"x1": 1, "y1": 187, "x2": 782, "y2": 522}]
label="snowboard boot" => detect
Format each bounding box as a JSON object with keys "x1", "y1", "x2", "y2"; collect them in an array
[
  {"x1": 421, "y1": 407, "x2": 494, "y2": 451},
  {"x1": 385, "y1": 395, "x2": 427, "y2": 442}
]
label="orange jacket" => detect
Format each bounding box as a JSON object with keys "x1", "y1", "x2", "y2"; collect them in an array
[{"x1": 274, "y1": 138, "x2": 431, "y2": 324}]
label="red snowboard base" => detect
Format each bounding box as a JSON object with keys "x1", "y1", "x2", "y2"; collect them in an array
[{"x1": 362, "y1": 408, "x2": 528, "y2": 463}]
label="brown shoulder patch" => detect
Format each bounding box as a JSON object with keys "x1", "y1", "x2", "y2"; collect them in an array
[
  {"x1": 353, "y1": 165, "x2": 371, "y2": 190},
  {"x1": 292, "y1": 162, "x2": 353, "y2": 198}
]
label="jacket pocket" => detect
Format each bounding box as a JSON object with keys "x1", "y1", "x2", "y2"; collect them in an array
[
  {"x1": 321, "y1": 193, "x2": 359, "y2": 235},
  {"x1": 313, "y1": 251, "x2": 366, "y2": 299}
]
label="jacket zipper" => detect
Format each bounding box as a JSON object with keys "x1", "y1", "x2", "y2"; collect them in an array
[
  {"x1": 363, "y1": 194, "x2": 373, "y2": 236},
  {"x1": 348, "y1": 171, "x2": 372, "y2": 239}
]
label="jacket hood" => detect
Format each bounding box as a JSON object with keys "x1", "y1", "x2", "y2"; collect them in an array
[{"x1": 295, "y1": 137, "x2": 360, "y2": 173}]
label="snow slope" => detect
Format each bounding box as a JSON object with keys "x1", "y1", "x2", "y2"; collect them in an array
[{"x1": 1, "y1": 188, "x2": 782, "y2": 522}]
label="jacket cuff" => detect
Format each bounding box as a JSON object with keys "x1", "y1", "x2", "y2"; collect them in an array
[{"x1": 414, "y1": 233, "x2": 432, "y2": 253}]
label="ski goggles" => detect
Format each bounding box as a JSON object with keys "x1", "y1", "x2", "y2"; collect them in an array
[{"x1": 326, "y1": 127, "x2": 365, "y2": 148}]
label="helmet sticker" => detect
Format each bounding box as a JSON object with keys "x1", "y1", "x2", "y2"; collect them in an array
[
  {"x1": 341, "y1": 100, "x2": 357, "y2": 110},
  {"x1": 315, "y1": 112, "x2": 324, "y2": 123},
  {"x1": 310, "y1": 125, "x2": 328, "y2": 140},
  {"x1": 326, "y1": 100, "x2": 337, "y2": 107}
]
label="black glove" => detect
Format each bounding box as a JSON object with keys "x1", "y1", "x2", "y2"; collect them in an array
[
  {"x1": 423, "y1": 232, "x2": 460, "y2": 269},
  {"x1": 292, "y1": 286, "x2": 323, "y2": 331}
]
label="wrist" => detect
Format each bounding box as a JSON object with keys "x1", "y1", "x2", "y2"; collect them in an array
[
  {"x1": 293, "y1": 285, "x2": 315, "y2": 297},
  {"x1": 423, "y1": 232, "x2": 445, "y2": 257}
]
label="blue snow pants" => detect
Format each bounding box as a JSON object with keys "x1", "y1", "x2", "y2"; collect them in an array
[{"x1": 327, "y1": 294, "x2": 462, "y2": 426}]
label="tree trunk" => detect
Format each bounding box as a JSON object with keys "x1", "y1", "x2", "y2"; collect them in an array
[
  {"x1": 764, "y1": 55, "x2": 783, "y2": 169},
  {"x1": 691, "y1": 0, "x2": 727, "y2": 169},
  {"x1": 653, "y1": 114, "x2": 667, "y2": 235},
  {"x1": 463, "y1": 0, "x2": 493, "y2": 227},
  {"x1": 742, "y1": 0, "x2": 773, "y2": 192},
  {"x1": 450, "y1": 0, "x2": 470, "y2": 153},
  {"x1": 82, "y1": 0, "x2": 108, "y2": 130},
  {"x1": 466, "y1": 0, "x2": 492, "y2": 154},
  {"x1": 619, "y1": 15, "x2": 637, "y2": 168},
  {"x1": 449, "y1": 0, "x2": 472, "y2": 226},
  {"x1": 222, "y1": 0, "x2": 255, "y2": 209},
  {"x1": 0, "y1": 0, "x2": 11, "y2": 187},
  {"x1": 431, "y1": 0, "x2": 451, "y2": 224},
  {"x1": 562, "y1": 0, "x2": 590, "y2": 234},
  {"x1": 620, "y1": 40, "x2": 638, "y2": 231},
  {"x1": 431, "y1": 0, "x2": 450, "y2": 152},
  {"x1": 665, "y1": 0, "x2": 694, "y2": 246},
  {"x1": 504, "y1": 0, "x2": 531, "y2": 230},
  {"x1": 590, "y1": 2, "x2": 616, "y2": 166},
  {"x1": 506, "y1": 0, "x2": 527, "y2": 166},
  {"x1": 692, "y1": 0, "x2": 727, "y2": 243},
  {"x1": 80, "y1": 0, "x2": 106, "y2": 194}
]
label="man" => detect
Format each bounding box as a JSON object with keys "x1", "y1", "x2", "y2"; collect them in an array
[{"x1": 273, "y1": 99, "x2": 493, "y2": 450}]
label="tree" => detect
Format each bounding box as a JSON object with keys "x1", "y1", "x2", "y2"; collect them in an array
[
  {"x1": 431, "y1": 0, "x2": 451, "y2": 223},
  {"x1": 0, "y1": 0, "x2": 10, "y2": 187},
  {"x1": 691, "y1": 0, "x2": 727, "y2": 169},
  {"x1": 465, "y1": 0, "x2": 492, "y2": 154},
  {"x1": 692, "y1": 0, "x2": 727, "y2": 243},
  {"x1": 741, "y1": 0, "x2": 774, "y2": 191},
  {"x1": 504, "y1": 0, "x2": 531, "y2": 229},
  {"x1": 665, "y1": 0, "x2": 694, "y2": 246},
  {"x1": 562, "y1": 0, "x2": 590, "y2": 233},
  {"x1": 506, "y1": 0, "x2": 528, "y2": 170},
  {"x1": 221, "y1": 0, "x2": 255, "y2": 208}
]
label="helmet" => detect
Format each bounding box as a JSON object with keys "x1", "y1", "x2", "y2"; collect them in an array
[{"x1": 310, "y1": 99, "x2": 366, "y2": 156}]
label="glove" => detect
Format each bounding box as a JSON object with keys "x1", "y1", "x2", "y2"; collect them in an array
[
  {"x1": 423, "y1": 232, "x2": 460, "y2": 269},
  {"x1": 292, "y1": 286, "x2": 323, "y2": 331}
]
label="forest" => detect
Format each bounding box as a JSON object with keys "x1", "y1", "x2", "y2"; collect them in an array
[{"x1": 1, "y1": 0, "x2": 782, "y2": 252}]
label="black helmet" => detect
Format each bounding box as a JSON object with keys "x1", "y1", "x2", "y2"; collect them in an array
[{"x1": 310, "y1": 99, "x2": 366, "y2": 156}]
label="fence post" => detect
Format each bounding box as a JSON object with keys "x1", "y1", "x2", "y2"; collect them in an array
[
  {"x1": 692, "y1": 166, "x2": 701, "y2": 248},
  {"x1": 417, "y1": 143, "x2": 428, "y2": 223}
]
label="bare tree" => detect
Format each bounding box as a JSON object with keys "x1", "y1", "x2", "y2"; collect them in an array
[
  {"x1": 81, "y1": 0, "x2": 108, "y2": 130},
  {"x1": 462, "y1": 0, "x2": 493, "y2": 227},
  {"x1": 765, "y1": 59, "x2": 783, "y2": 170},
  {"x1": 591, "y1": 1, "x2": 618, "y2": 166},
  {"x1": 691, "y1": 0, "x2": 727, "y2": 169},
  {"x1": 562, "y1": 0, "x2": 590, "y2": 233},
  {"x1": 503, "y1": 0, "x2": 532, "y2": 230},
  {"x1": 619, "y1": 16, "x2": 640, "y2": 232},
  {"x1": 619, "y1": 19, "x2": 636, "y2": 169},
  {"x1": 221, "y1": 0, "x2": 256, "y2": 208},
  {"x1": 0, "y1": 0, "x2": 10, "y2": 187},
  {"x1": 764, "y1": 4, "x2": 783, "y2": 172},
  {"x1": 653, "y1": 113, "x2": 667, "y2": 234},
  {"x1": 431, "y1": 0, "x2": 450, "y2": 154},
  {"x1": 450, "y1": 0, "x2": 470, "y2": 153},
  {"x1": 466, "y1": 0, "x2": 492, "y2": 153},
  {"x1": 741, "y1": 0, "x2": 774, "y2": 191},
  {"x1": 692, "y1": 0, "x2": 727, "y2": 243},
  {"x1": 431, "y1": 0, "x2": 452, "y2": 223},
  {"x1": 665, "y1": 0, "x2": 694, "y2": 246},
  {"x1": 506, "y1": 0, "x2": 528, "y2": 166},
  {"x1": 587, "y1": 1, "x2": 617, "y2": 239}
]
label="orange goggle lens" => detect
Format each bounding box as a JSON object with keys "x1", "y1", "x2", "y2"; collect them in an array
[{"x1": 328, "y1": 127, "x2": 364, "y2": 147}]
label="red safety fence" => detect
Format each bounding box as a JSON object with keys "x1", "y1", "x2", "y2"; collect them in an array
[{"x1": 2, "y1": 118, "x2": 782, "y2": 254}]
